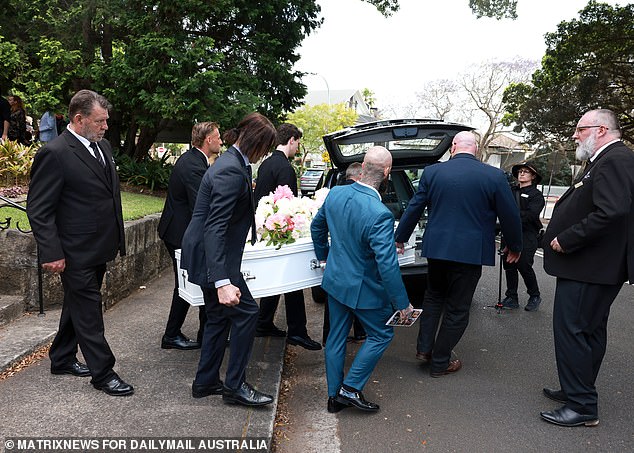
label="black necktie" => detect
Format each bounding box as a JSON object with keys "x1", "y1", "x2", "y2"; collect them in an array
[
  {"x1": 246, "y1": 165, "x2": 257, "y2": 245},
  {"x1": 90, "y1": 142, "x2": 105, "y2": 168}
]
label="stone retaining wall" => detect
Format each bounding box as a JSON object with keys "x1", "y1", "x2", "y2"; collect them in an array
[{"x1": 0, "y1": 213, "x2": 170, "y2": 311}]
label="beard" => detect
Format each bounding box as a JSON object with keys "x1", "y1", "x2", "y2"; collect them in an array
[{"x1": 575, "y1": 133, "x2": 596, "y2": 161}]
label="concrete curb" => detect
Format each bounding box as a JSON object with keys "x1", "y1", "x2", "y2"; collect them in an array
[{"x1": 0, "y1": 310, "x2": 59, "y2": 374}]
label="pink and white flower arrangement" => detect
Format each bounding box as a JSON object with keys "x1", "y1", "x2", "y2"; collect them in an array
[{"x1": 254, "y1": 185, "x2": 329, "y2": 249}]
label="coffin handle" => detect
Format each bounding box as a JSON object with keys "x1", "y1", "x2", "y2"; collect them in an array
[
  {"x1": 242, "y1": 270, "x2": 256, "y2": 281},
  {"x1": 310, "y1": 259, "x2": 325, "y2": 270}
]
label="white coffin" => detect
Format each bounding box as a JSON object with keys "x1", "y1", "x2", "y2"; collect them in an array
[
  {"x1": 240, "y1": 237, "x2": 324, "y2": 298},
  {"x1": 175, "y1": 233, "x2": 415, "y2": 306},
  {"x1": 175, "y1": 249, "x2": 204, "y2": 306}
]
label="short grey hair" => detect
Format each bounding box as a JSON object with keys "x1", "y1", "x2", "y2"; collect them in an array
[
  {"x1": 346, "y1": 162, "x2": 363, "y2": 181},
  {"x1": 593, "y1": 109, "x2": 621, "y2": 137},
  {"x1": 68, "y1": 90, "x2": 111, "y2": 120}
]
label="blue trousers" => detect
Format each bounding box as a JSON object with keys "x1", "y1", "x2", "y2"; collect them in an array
[{"x1": 325, "y1": 295, "x2": 394, "y2": 397}]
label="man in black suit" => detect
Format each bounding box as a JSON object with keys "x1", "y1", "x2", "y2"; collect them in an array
[
  {"x1": 27, "y1": 90, "x2": 133, "y2": 396},
  {"x1": 158, "y1": 122, "x2": 222, "y2": 350},
  {"x1": 181, "y1": 113, "x2": 277, "y2": 406},
  {"x1": 540, "y1": 109, "x2": 634, "y2": 427},
  {"x1": 254, "y1": 123, "x2": 321, "y2": 350}
]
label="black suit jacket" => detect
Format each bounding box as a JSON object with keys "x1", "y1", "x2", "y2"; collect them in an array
[
  {"x1": 158, "y1": 147, "x2": 209, "y2": 248},
  {"x1": 180, "y1": 146, "x2": 254, "y2": 288},
  {"x1": 254, "y1": 150, "x2": 297, "y2": 202},
  {"x1": 27, "y1": 129, "x2": 126, "y2": 268},
  {"x1": 543, "y1": 141, "x2": 634, "y2": 285}
]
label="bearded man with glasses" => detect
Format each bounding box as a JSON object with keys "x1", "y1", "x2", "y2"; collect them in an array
[{"x1": 540, "y1": 109, "x2": 634, "y2": 427}]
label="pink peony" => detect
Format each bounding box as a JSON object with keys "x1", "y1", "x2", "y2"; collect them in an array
[
  {"x1": 265, "y1": 213, "x2": 293, "y2": 232},
  {"x1": 272, "y1": 185, "x2": 294, "y2": 203}
]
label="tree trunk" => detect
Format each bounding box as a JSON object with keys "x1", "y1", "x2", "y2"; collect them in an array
[
  {"x1": 123, "y1": 119, "x2": 138, "y2": 158},
  {"x1": 134, "y1": 124, "x2": 162, "y2": 162},
  {"x1": 107, "y1": 109, "x2": 123, "y2": 154},
  {"x1": 102, "y1": 23, "x2": 113, "y2": 65}
]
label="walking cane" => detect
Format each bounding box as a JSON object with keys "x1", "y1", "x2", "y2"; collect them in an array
[
  {"x1": 496, "y1": 234, "x2": 504, "y2": 314},
  {"x1": 486, "y1": 231, "x2": 505, "y2": 313}
]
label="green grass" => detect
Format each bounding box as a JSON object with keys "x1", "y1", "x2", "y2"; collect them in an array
[
  {"x1": 0, "y1": 191, "x2": 166, "y2": 230},
  {"x1": 0, "y1": 204, "x2": 29, "y2": 231},
  {"x1": 120, "y1": 191, "x2": 166, "y2": 220}
]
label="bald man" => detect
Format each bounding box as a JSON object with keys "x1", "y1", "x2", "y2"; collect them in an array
[
  {"x1": 395, "y1": 131, "x2": 522, "y2": 378},
  {"x1": 311, "y1": 146, "x2": 413, "y2": 413}
]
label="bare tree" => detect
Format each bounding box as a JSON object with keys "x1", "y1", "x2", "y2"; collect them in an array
[
  {"x1": 459, "y1": 58, "x2": 537, "y2": 161},
  {"x1": 415, "y1": 79, "x2": 460, "y2": 121},
  {"x1": 410, "y1": 59, "x2": 536, "y2": 162}
]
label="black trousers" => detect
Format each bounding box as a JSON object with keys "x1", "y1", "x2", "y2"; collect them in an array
[
  {"x1": 257, "y1": 290, "x2": 308, "y2": 337},
  {"x1": 553, "y1": 278, "x2": 622, "y2": 417},
  {"x1": 503, "y1": 233, "x2": 540, "y2": 298},
  {"x1": 416, "y1": 258, "x2": 482, "y2": 373},
  {"x1": 163, "y1": 242, "x2": 206, "y2": 341},
  {"x1": 194, "y1": 284, "x2": 259, "y2": 390},
  {"x1": 50, "y1": 264, "x2": 116, "y2": 385}
]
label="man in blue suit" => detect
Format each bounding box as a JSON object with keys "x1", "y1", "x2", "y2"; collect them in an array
[
  {"x1": 311, "y1": 146, "x2": 413, "y2": 414},
  {"x1": 395, "y1": 131, "x2": 522, "y2": 378}
]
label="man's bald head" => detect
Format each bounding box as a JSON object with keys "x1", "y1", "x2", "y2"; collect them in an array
[
  {"x1": 361, "y1": 146, "x2": 392, "y2": 189},
  {"x1": 451, "y1": 131, "x2": 478, "y2": 157}
]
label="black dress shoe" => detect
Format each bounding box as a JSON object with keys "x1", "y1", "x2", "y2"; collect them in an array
[
  {"x1": 327, "y1": 397, "x2": 348, "y2": 413},
  {"x1": 192, "y1": 380, "x2": 224, "y2": 398},
  {"x1": 335, "y1": 386, "x2": 379, "y2": 412},
  {"x1": 255, "y1": 326, "x2": 287, "y2": 337},
  {"x1": 93, "y1": 376, "x2": 134, "y2": 396},
  {"x1": 540, "y1": 406, "x2": 599, "y2": 427},
  {"x1": 161, "y1": 334, "x2": 201, "y2": 350},
  {"x1": 543, "y1": 387, "x2": 568, "y2": 404},
  {"x1": 51, "y1": 361, "x2": 91, "y2": 377},
  {"x1": 222, "y1": 382, "x2": 273, "y2": 407},
  {"x1": 287, "y1": 335, "x2": 322, "y2": 351}
]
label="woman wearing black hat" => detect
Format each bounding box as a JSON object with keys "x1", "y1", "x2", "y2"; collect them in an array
[{"x1": 501, "y1": 162, "x2": 545, "y2": 311}]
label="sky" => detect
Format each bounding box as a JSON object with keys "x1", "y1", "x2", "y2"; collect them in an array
[{"x1": 294, "y1": 0, "x2": 623, "y2": 114}]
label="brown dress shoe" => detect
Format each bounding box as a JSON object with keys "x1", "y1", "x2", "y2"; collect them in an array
[
  {"x1": 416, "y1": 352, "x2": 431, "y2": 363},
  {"x1": 430, "y1": 359, "x2": 462, "y2": 378}
]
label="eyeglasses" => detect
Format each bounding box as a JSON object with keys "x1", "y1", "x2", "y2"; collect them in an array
[
  {"x1": 517, "y1": 169, "x2": 533, "y2": 175},
  {"x1": 574, "y1": 125, "x2": 607, "y2": 134}
]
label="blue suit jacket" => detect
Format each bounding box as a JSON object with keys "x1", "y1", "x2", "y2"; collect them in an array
[
  {"x1": 395, "y1": 153, "x2": 521, "y2": 266},
  {"x1": 180, "y1": 146, "x2": 254, "y2": 289},
  {"x1": 311, "y1": 183, "x2": 409, "y2": 311}
]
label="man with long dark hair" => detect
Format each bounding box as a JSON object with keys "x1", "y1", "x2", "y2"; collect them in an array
[{"x1": 181, "y1": 112, "x2": 277, "y2": 406}]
